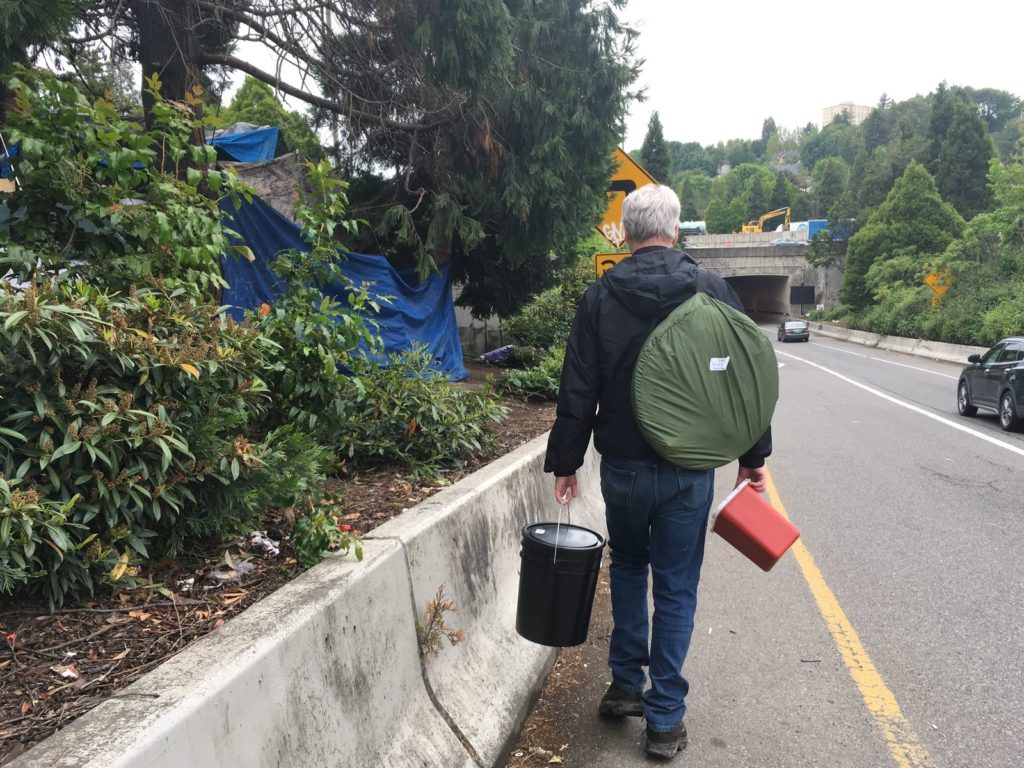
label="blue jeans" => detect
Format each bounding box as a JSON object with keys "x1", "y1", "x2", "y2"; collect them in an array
[{"x1": 600, "y1": 455, "x2": 714, "y2": 732}]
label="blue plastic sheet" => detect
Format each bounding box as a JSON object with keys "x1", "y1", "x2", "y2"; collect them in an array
[
  {"x1": 220, "y1": 196, "x2": 467, "y2": 381},
  {"x1": 1, "y1": 141, "x2": 17, "y2": 179},
  {"x1": 210, "y1": 126, "x2": 280, "y2": 163}
]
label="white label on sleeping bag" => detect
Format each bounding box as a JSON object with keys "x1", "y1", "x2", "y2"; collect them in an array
[{"x1": 709, "y1": 356, "x2": 730, "y2": 371}]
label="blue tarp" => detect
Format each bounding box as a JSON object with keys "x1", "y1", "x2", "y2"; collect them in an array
[
  {"x1": 220, "y1": 196, "x2": 467, "y2": 381},
  {"x1": 1, "y1": 141, "x2": 17, "y2": 179},
  {"x1": 210, "y1": 126, "x2": 280, "y2": 163}
]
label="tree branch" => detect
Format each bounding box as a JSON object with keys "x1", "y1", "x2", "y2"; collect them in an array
[{"x1": 197, "y1": 52, "x2": 449, "y2": 133}]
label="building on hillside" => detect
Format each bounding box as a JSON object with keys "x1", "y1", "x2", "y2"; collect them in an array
[{"x1": 822, "y1": 102, "x2": 872, "y2": 127}]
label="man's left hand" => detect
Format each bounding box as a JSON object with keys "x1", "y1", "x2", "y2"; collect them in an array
[{"x1": 736, "y1": 465, "x2": 766, "y2": 493}]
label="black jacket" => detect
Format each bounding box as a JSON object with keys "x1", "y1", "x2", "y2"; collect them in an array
[{"x1": 543, "y1": 246, "x2": 773, "y2": 476}]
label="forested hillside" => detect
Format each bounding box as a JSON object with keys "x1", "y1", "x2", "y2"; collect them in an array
[{"x1": 636, "y1": 87, "x2": 1024, "y2": 345}]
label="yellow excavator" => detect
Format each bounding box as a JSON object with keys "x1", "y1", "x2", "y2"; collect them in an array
[{"x1": 741, "y1": 207, "x2": 791, "y2": 233}]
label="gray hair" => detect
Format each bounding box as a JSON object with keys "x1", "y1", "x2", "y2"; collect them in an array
[{"x1": 621, "y1": 184, "x2": 681, "y2": 243}]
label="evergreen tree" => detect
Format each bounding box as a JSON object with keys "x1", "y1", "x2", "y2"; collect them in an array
[
  {"x1": 857, "y1": 145, "x2": 898, "y2": 211},
  {"x1": 769, "y1": 173, "x2": 794, "y2": 212},
  {"x1": 0, "y1": 0, "x2": 81, "y2": 120},
  {"x1": 811, "y1": 157, "x2": 849, "y2": 218},
  {"x1": 24, "y1": 0, "x2": 639, "y2": 318},
  {"x1": 926, "y1": 82, "x2": 955, "y2": 175},
  {"x1": 862, "y1": 101, "x2": 894, "y2": 152},
  {"x1": 935, "y1": 98, "x2": 996, "y2": 218},
  {"x1": 640, "y1": 111, "x2": 670, "y2": 181},
  {"x1": 841, "y1": 161, "x2": 964, "y2": 309},
  {"x1": 218, "y1": 77, "x2": 324, "y2": 159},
  {"x1": 675, "y1": 172, "x2": 713, "y2": 219}
]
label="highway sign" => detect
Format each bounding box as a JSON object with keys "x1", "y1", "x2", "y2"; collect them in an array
[
  {"x1": 595, "y1": 252, "x2": 628, "y2": 277},
  {"x1": 597, "y1": 148, "x2": 657, "y2": 247},
  {"x1": 923, "y1": 269, "x2": 951, "y2": 294}
]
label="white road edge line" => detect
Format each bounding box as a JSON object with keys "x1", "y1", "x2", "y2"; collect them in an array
[
  {"x1": 867, "y1": 356, "x2": 958, "y2": 380},
  {"x1": 776, "y1": 349, "x2": 1024, "y2": 459},
  {"x1": 815, "y1": 343, "x2": 868, "y2": 357}
]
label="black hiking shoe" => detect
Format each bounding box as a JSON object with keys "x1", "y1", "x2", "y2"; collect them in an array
[
  {"x1": 644, "y1": 721, "x2": 687, "y2": 760},
  {"x1": 598, "y1": 683, "x2": 643, "y2": 718}
]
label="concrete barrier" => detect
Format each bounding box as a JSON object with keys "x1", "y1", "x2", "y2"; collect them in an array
[
  {"x1": 369, "y1": 433, "x2": 604, "y2": 767},
  {"x1": 9, "y1": 540, "x2": 473, "y2": 768},
  {"x1": 807, "y1": 322, "x2": 987, "y2": 364},
  {"x1": 10, "y1": 435, "x2": 605, "y2": 768}
]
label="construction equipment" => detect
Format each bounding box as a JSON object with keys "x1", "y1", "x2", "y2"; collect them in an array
[{"x1": 741, "y1": 207, "x2": 790, "y2": 234}]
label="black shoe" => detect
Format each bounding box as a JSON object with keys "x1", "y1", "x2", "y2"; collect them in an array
[
  {"x1": 645, "y1": 722, "x2": 687, "y2": 760},
  {"x1": 598, "y1": 683, "x2": 643, "y2": 718}
]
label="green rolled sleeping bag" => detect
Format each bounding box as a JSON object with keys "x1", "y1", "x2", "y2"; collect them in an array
[{"x1": 631, "y1": 292, "x2": 779, "y2": 469}]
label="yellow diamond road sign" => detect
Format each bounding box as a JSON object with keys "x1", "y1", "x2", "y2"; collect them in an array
[
  {"x1": 924, "y1": 269, "x2": 951, "y2": 295},
  {"x1": 597, "y1": 148, "x2": 658, "y2": 248}
]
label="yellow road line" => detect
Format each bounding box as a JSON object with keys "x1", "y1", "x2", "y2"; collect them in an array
[{"x1": 764, "y1": 470, "x2": 935, "y2": 768}]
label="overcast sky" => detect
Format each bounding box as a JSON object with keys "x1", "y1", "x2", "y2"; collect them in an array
[
  {"x1": 620, "y1": 0, "x2": 1023, "y2": 149},
  {"x1": 228, "y1": 0, "x2": 1023, "y2": 151}
]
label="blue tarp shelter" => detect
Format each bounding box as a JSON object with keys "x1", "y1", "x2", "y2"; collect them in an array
[
  {"x1": 220, "y1": 196, "x2": 467, "y2": 381},
  {"x1": 210, "y1": 126, "x2": 281, "y2": 163}
]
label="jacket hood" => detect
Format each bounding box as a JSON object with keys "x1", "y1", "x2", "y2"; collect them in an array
[{"x1": 602, "y1": 247, "x2": 700, "y2": 320}]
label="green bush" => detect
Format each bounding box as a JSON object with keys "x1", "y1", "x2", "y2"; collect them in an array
[
  {"x1": 501, "y1": 252, "x2": 594, "y2": 367},
  {"x1": 0, "y1": 476, "x2": 123, "y2": 604},
  {"x1": 498, "y1": 343, "x2": 565, "y2": 401},
  {"x1": 339, "y1": 347, "x2": 506, "y2": 480},
  {"x1": 0, "y1": 70, "x2": 251, "y2": 299},
  {"x1": 0, "y1": 280, "x2": 327, "y2": 606},
  {"x1": 252, "y1": 161, "x2": 382, "y2": 443}
]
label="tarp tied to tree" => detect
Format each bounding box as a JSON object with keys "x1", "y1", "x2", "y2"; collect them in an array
[{"x1": 13, "y1": 0, "x2": 641, "y2": 318}]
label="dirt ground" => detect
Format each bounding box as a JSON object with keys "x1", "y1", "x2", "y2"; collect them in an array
[
  {"x1": 0, "y1": 362, "x2": 557, "y2": 765},
  {"x1": 503, "y1": 560, "x2": 619, "y2": 768}
]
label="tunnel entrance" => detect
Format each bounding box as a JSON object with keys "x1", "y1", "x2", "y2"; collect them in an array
[{"x1": 724, "y1": 274, "x2": 791, "y2": 323}]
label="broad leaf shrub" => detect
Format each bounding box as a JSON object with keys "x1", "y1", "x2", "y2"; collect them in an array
[
  {"x1": 340, "y1": 347, "x2": 506, "y2": 481},
  {"x1": 500, "y1": 252, "x2": 594, "y2": 368},
  {"x1": 0, "y1": 73, "x2": 329, "y2": 606},
  {"x1": 498, "y1": 246, "x2": 596, "y2": 399},
  {"x1": 497, "y1": 343, "x2": 565, "y2": 402},
  {"x1": 254, "y1": 163, "x2": 507, "y2": 481},
  {"x1": 0, "y1": 70, "x2": 251, "y2": 300},
  {"x1": 252, "y1": 161, "x2": 382, "y2": 442},
  {"x1": 0, "y1": 280, "x2": 326, "y2": 606}
]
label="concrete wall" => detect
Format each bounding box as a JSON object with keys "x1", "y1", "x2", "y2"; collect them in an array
[
  {"x1": 808, "y1": 322, "x2": 987, "y2": 364},
  {"x1": 10, "y1": 436, "x2": 606, "y2": 768},
  {"x1": 455, "y1": 303, "x2": 505, "y2": 358}
]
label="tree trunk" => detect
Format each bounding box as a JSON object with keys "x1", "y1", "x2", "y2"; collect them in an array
[{"x1": 134, "y1": 0, "x2": 201, "y2": 136}]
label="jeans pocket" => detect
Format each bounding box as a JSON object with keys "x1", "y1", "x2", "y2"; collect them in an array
[
  {"x1": 601, "y1": 461, "x2": 636, "y2": 509},
  {"x1": 673, "y1": 467, "x2": 714, "y2": 510}
]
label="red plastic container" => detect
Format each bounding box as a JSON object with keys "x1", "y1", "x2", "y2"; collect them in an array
[{"x1": 712, "y1": 480, "x2": 799, "y2": 571}]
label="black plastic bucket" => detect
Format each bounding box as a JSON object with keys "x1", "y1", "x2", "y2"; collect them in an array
[{"x1": 515, "y1": 522, "x2": 605, "y2": 647}]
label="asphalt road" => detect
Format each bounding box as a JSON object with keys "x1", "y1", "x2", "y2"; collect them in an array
[{"x1": 516, "y1": 331, "x2": 1024, "y2": 768}]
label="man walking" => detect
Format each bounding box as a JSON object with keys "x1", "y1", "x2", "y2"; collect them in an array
[{"x1": 543, "y1": 184, "x2": 771, "y2": 759}]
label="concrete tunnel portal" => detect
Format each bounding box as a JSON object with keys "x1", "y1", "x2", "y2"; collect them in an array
[{"x1": 724, "y1": 274, "x2": 791, "y2": 323}]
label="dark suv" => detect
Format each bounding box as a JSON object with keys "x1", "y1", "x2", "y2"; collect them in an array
[{"x1": 957, "y1": 337, "x2": 1024, "y2": 431}]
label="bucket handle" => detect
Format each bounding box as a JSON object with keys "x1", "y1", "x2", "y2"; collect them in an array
[{"x1": 552, "y1": 500, "x2": 571, "y2": 565}]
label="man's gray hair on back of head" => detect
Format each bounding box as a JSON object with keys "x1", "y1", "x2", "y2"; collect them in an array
[{"x1": 621, "y1": 184, "x2": 681, "y2": 244}]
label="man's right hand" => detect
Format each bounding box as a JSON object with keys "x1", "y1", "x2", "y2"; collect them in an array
[{"x1": 554, "y1": 475, "x2": 578, "y2": 505}]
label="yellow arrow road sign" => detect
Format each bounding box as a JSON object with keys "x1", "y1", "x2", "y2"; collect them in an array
[
  {"x1": 595, "y1": 252, "x2": 628, "y2": 277},
  {"x1": 597, "y1": 148, "x2": 658, "y2": 247}
]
